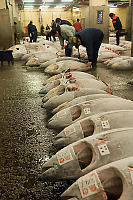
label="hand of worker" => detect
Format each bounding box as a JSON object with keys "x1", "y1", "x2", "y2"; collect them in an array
[
  {"x1": 86, "y1": 61, "x2": 92, "y2": 67},
  {"x1": 61, "y1": 46, "x2": 65, "y2": 50}
]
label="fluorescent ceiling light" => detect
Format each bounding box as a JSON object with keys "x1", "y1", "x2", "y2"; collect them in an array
[
  {"x1": 43, "y1": 0, "x2": 54, "y2": 2},
  {"x1": 40, "y1": 5, "x2": 49, "y2": 8},
  {"x1": 55, "y1": 5, "x2": 64, "y2": 8},
  {"x1": 23, "y1": 0, "x2": 35, "y2": 2},
  {"x1": 61, "y1": 0, "x2": 73, "y2": 2}
]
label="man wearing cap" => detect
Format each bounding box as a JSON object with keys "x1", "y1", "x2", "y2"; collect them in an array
[
  {"x1": 55, "y1": 18, "x2": 72, "y2": 39},
  {"x1": 55, "y1": 18, "x2": 72, "y2": 26},
  {"x1": 56, "y1": 24, "x2": 76, "y2": 57},
  {"x1": 71, "y1": 27, "x2": 104, "y2": 68}
]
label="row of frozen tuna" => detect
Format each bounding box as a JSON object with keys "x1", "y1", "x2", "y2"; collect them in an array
[
  {"x1": 9, "y1": 37, "x2": 128, "y2": 69},
  {"x1": 104, "y1": 55, "x2": 133, "y2": 70},
  {"x1": 38, "y1": 66, "x2": 133, "y2": 199},
  {"x1": 104, "y1": 37, "x2": 133, "y2": 70}
]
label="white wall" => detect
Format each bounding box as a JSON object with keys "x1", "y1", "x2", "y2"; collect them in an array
[{"x1": 0, "y1": 0, "x2": 6, "y2": 9}]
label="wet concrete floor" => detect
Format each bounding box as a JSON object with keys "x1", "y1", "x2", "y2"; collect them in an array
[{"x1": 0, "y1": 57, "x2": 133, "y2": 200}]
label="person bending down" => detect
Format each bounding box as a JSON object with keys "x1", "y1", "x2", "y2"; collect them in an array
[{"x1": 71, "y1": 27, "x2": 104, "y2": 68}]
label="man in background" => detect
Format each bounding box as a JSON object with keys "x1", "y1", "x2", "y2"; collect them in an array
[
  {"x1": 109, "y1": 13, "x2": 122, "y2": 45},
  {"x1": 40, "y1": 24, "x2": 44, "y2": 36},
  {"x1": 46, "y1": 24, "x2": 51, "y2": 41},
  {"x1": 33, "y1": 24, "x2": 37, "y2": 42},
  {"x1": 13, "y1": 22, "x2": 18, "y2": 45},
  {"x1": 28, "y1": 21, "x2": 34, "y2": 42},
  {"x1": 51, "y1": 20, "x2": 56, "y2": 41},
  {"x1": 73, "y1": 19, "x2": 82, "y2": 32}
]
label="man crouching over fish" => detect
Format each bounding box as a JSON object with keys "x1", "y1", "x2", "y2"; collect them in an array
[{"x1": 56, "y1": 25, "x2": 104, "y2": 69}]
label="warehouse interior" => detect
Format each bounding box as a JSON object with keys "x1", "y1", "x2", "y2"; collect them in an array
[
  {"x1": 0, "y1": 0, "x2": 131, "y2": 49},
  {"x1": 1, "y1": 1, "x2": 133, "y2": 200}
]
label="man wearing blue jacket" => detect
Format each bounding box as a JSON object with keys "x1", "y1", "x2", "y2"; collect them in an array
[{"x1": 71, "y1": 28, "x2": 104, "y2": 68}]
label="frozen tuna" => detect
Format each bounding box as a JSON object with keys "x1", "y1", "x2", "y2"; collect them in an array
[
  {"x1": 61, "y1": 157, "x2": 133, "y2": 200},
  {"x1": 44, "y1": 60, "x2": 91, "y2": 75},
  {"x1": 55, "y1": 110, "x2": 133, "y2": 148},
  {"x1": 52, "y1": 94, "x2": 116, "y2": 114},
  {"x1": 40, "y1": 127, "x2": 133, "y2": 180},
  {"x1": 43, "y1": 79, "x2": 110, "y2": 102},
  {"x1": 42, "y1": 88, "x2": 107, "y2": 110},
  {"x1": 40, "y1": 72, "x2": 96, "y2": 94},
  {"x1": 48, "y1": 97, "x2": 133, "y2": 129}
]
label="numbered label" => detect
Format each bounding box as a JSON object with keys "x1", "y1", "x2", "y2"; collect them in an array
[
  {"x1": 78, "y1": 172, "x2": 102, "y2": 198},
  {"x1": 57, "y1": 147, "x2": 74, "y2": 165},
  {"x1": 98, "y1": 144, "x2": 110, "y2": 156},
  {"x1": 57, "y1": 110, "x2": 66, "y2": 118},
  {"x1": 101, "y1": 120, "x2": 110, "y2": 129},
  {"x1": 65, "y1": 126, "x2": 76, "y2": 136},
  {"x1": 84, "y1": 107, "x2": 91, "y2": 115}
]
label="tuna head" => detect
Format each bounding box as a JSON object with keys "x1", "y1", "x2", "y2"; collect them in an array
[
  {"x1": 40, "y1": 142, "x2": 96, "y2": 181},
  {"x1": 44, "y1": 85, "x2": 66, "y2": 101},
  {"x1": 61, "y1": 169, "x2": 121, "y2": 200},
  {"x1": 54, "y1": 118, "x2": 95, "y2": 149},
  {"x1": 40, "y1": 79, "x2": 61, "y2": 94},
  {"x1": 47, "y1": 105, "x2": 82, "y2": 129},
  {"x1": 44, "y1": 63, "x2": 58, "y2": 74},
  {"x1": 47, "y1": 103, "x2": 92, "y2": 129}
]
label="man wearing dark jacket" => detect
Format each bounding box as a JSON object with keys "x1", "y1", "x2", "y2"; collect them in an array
[
  {"x1": 28, "y1": 21, "x2": 34, "y2": 43},
  {"x1": 71, "y1": 28, "x2": 104, "y2": 68},
  {"x1": 109, "y1": 13, "x2": 122, "y2": 45},
  {"x1": 51, "y1": 20, "x2": 56, "y2": 41}
]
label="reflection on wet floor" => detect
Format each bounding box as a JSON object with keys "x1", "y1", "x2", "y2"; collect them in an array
[
  {"x1": 0, "y1": 58, "x2": 133, "y2": 199},
  {"x1": 0, "y1": 62, "x2": 73, "y2": 200}
]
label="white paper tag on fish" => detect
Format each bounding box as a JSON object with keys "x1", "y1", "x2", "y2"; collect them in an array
[
  {"x1": 65, "y1": 126, "x2": 76, "y2": 136},
  {"x1": 57, "y1": 147, "x2": 74, "y2": 166},
  {"x1": 78, "y1": 172, "x2": 102, "y2": 198},
  {"x1": 98, "y1": 144, "x2": 110, "y2": 156},
  {"x1": 57, "y1": 110, "x2": 66, "y2": 118},
  {"x1": 84, "y1": 107, "x2": 91, "y2": 115},
  {"x1": 101, "y1": 120, "x2": 110, "y2": 129}
]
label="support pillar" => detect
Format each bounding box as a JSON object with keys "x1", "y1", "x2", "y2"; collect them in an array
[
  {"x1": 89, "y1": 0, "x2": 108, "y2": 7},
  {"x1": 0, "y1": 0, "x2": 23, "y2": 49},
  {"x1": 130, "y1": 0, "x2": 133, "y2": 56},
  {"x1": 81, "y1": 0, "x2": 109, "y2": 43},
  {"x1": 125, "y1": 6, "x2": 132, "y2": 41},
  {"x1": 0, "y1": 9, "x2": 13, "y2": 49}
]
